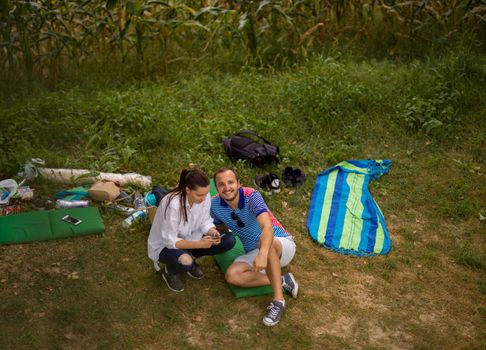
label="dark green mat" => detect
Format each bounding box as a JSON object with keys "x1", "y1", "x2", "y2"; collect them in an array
[{"x1": 0, "y1": 207, "x2": 105, "y2": 245}]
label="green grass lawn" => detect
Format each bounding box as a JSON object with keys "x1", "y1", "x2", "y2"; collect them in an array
[{"x1": 1, "y1": 53, "x2": 485, "y2": 349}]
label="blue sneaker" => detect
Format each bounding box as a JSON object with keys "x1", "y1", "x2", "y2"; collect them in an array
[
  {"x1": 262, "y1": 300, "x2": 285, "y2": 327},
  {"x1": 282, "y1": 272, "x2": 299, "y2": 299}
]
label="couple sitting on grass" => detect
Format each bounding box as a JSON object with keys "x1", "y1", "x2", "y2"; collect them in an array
[{"x1": 147, "y1": 167, "x2": 299, "y2": 327}]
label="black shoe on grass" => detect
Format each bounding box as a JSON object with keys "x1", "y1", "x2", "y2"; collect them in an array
[
  {"x1": 162, "y1": 266, "x2": 184, "y2": 292},
  {"x1": 292, "y1": 168, "x2": 306, "y2": 187},
  {"x1": 282, "y1": 167, "x2": 294, "y2": 186},
  {"x1": 187, "y1": 265, "x2": 204, "y2": 279}
]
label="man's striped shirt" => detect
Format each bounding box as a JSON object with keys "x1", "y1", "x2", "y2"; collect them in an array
[{"x1": 211, "y1": 187, "x2": 291, "y2": 253}]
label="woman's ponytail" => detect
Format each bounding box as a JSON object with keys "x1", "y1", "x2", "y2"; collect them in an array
[{"x1": 164, "y1": 168, "x2": 210, "y2": 223}]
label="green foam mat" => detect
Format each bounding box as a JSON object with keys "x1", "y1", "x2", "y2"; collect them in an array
[{"x1": 0, "y1": 207, "x2": 105, "y2": 245}]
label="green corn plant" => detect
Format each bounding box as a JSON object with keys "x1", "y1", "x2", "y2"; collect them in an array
[
  {"x1": 0, "y1": 0, "x2": 15, "y2": 78},
  {"x1": 237, "y1": 0, "x2": 295, "y2": 63},
  {"x1": 14, "y1": 2, "x2": 35, "y2": 83},
  {"x1": 0, "y1": 0, "x2": 484, "y2": 88}
]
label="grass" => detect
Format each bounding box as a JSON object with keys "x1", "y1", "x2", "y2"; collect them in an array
[{"x1": 1, "y1": 51, "x2": 485, "y2": 349}]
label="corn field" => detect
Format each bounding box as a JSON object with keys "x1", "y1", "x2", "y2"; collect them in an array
[{"x1": 0, "y1": 0, "x2": 485, "y2": 84}]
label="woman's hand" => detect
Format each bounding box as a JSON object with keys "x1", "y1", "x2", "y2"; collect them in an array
[
  {"x1": 205, "y1": 227, "x2": 221, "y2": 245},
  {"x1": 200, "y1": 235, "x2": 217, "y2": 248}
]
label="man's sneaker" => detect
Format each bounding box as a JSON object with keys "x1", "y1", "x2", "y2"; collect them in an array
[
  {"x1": 262, "y1": 300, "x2": 285, "y2": 327},
  {"x1": 282, "y1": 272, "x2": 299, "y2": 298},
  {"x1": 162, "y1": 266, "x2": 184, "y2": 292},
  {"x1": 187, "y1": 265, "x2": 204, "y2": 279},
  {"x1": 254, "y1": 173, "x2": 281, "y2": 194},
  {"x1": 268, "y1": 173, "x2": 281, "y2": 193}
]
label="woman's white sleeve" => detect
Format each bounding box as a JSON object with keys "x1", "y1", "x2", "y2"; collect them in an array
[
  {"x1": 200, "y1": 195, "x2": 215, "y2": 234},
  {"x1": 160, "y1": 205, "x2": 182, "y2": 249}
]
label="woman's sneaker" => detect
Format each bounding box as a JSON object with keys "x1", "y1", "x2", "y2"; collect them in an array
[
  {"x1": 292, "y1": 168, "x2": 306, "y2": 187},
  {"x1": 262, "y1": 300, "x2": 285, "y2": 327},
  {"x1": 282, "y1": 167, "x2": 294, "y2": 186},
  {"x1": 162, "y1": 266, "x2": 184, "y2": 292},
  {"x1": 187, "y1": 265, "x2": 204, "y2": 279},
  {"x1": 282, "y1": 167, "x2": 306, "y2": 187}
]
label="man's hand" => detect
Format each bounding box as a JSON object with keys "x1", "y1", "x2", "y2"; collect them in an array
[{"x1": 252, "y1": 252, "x2": 268, "y2": 272}]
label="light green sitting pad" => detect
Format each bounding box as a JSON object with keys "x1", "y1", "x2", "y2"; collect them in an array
[
  {"x1": 210, "y1": 178, "x2": 217, "y2": 197},
  {"x1": 213, "y1": 235, "x2": 274, "y2": 298},
  {"x1": 0, "y1": 207, "x2": 105, "y2": 245}
]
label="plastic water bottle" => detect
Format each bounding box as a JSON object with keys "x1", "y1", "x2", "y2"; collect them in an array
[
  {"x1": 117, "y1": 191, "x2": 132, "y2": 204},
  {"x1": 133, "y1": 192, "x2": 145, "y2": 210},
  {"x1": 122, "y1": 209, "x2": 147, "y2": 228},
  {"x1": 56, "y1": 199, "x2": 89, "y2": 208},
  {"x1": 108, "y1": 203, "x2": 136, "y2": 213}
]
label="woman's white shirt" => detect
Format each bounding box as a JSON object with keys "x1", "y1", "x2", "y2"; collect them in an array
[{"x1": 147, "y1": 192, "x2": 214, "y2": 262}]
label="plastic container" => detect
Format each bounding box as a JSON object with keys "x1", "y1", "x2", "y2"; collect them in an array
[
  {"x1": 144, "y1": 192, "x2": 156, "y2": 207},
  {"x1": 117, "y1": 191, "x2": 132, "y2": 204},
  {"x1": 55, "y1": 199, "x2": 89, "y2": 208},
  {"x1": 108, "y1": 203, "x2": 136, "y2": 213},
  {"x1": 122, "y1": 209, "x2": 147, "y2": 228},
  {"x1": 133, "y1": 193, "x2": 145, "y2": 210}
]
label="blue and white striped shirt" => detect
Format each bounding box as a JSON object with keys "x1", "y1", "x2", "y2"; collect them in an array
[{"x1": 211, "y1": 187, "x2": 291, "y2": 252}]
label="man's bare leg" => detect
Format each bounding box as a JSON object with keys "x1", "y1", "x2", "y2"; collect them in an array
[{"x1": 225, "y1": 239, "x2": 283, "y2": 292}]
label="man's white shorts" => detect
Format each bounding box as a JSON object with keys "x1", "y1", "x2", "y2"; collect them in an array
[{"x1": 234, "y1": 237, "x2": 296, "y2": 270}]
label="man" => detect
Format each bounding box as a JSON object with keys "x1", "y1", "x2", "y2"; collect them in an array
[{"x1": 211, "y1": 168, "x2": 298, "y2": 326}]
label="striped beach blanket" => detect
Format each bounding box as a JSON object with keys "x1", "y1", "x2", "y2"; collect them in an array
[{"x1": 307, "y1": 160, "x2": 392, "y2": 256}]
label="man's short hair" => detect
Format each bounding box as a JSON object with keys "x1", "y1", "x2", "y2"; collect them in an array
[{"x1": 213, "y1": 167, "x2": 239, "y2": 186}]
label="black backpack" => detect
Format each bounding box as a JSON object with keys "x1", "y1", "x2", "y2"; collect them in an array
[{"x1": 223, "y1": 130, "x2": 280, "y2": 167}]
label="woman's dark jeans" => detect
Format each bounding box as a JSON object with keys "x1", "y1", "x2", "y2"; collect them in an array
[{"x1": 158, "y1": 234, "x2": 235, "y2": 274}]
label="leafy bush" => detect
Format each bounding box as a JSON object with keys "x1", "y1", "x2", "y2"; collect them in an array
[
  {"x1": 397, "y1": 87, "x2": 459, "y2": 134},
  {"x1": 0, "y1": 53, "x2": 484, "y2": 177}
]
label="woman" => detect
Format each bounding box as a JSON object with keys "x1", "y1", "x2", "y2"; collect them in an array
[{"x1": 147, "y1": 169, "x2": 235, "y2": 292}]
